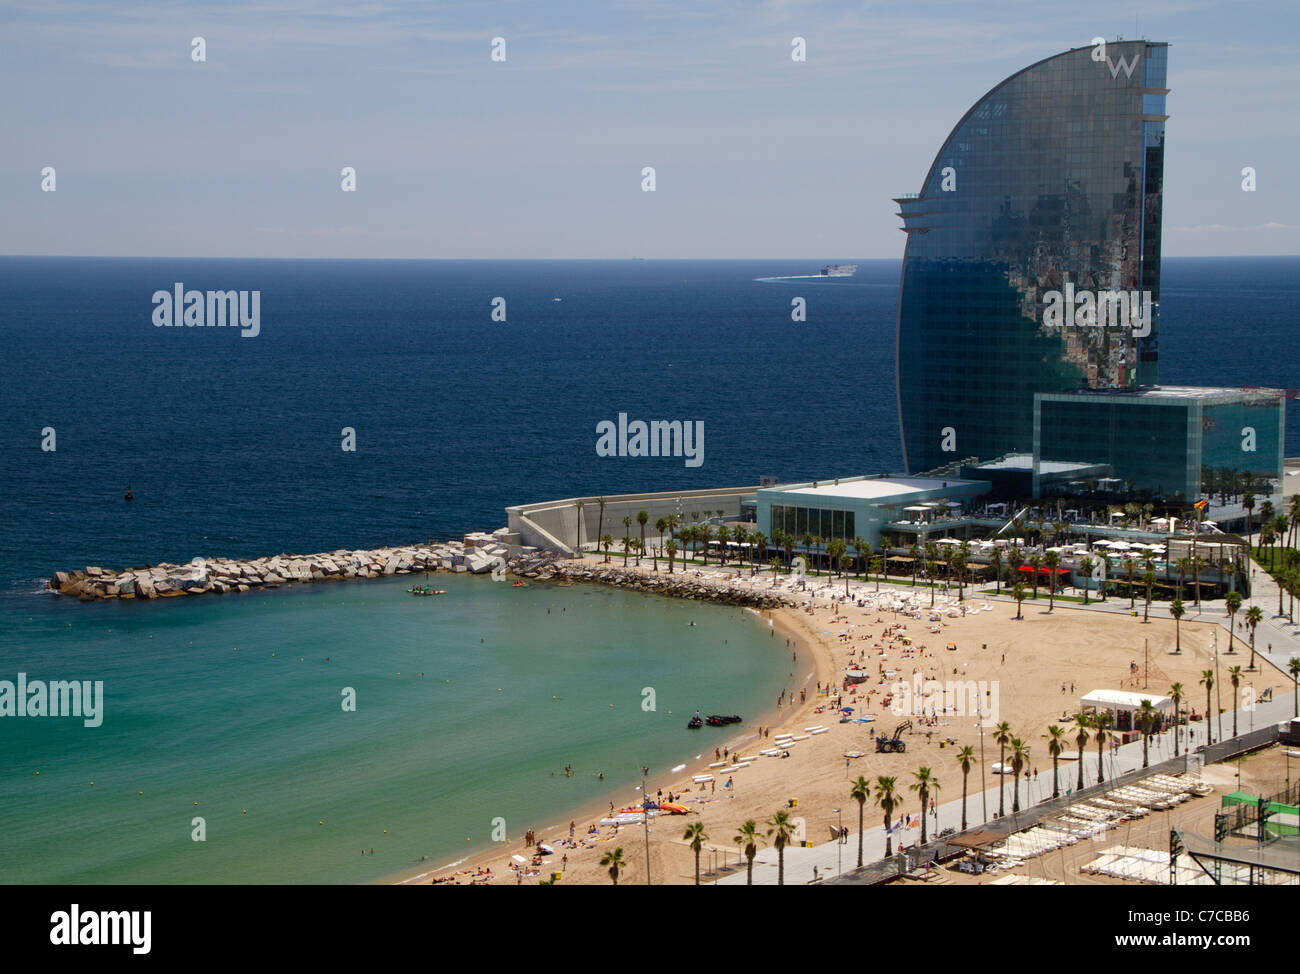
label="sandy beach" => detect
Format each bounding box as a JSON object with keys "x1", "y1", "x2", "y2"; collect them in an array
[{"x1": 401, "y1": 557, "x2": 1290, "y2": 886}]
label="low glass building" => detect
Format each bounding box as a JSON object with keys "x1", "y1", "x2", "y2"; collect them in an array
[
  {"x1": 757, "y1": 475, "x2": 991, "y2": 550},
  {"x1": 1034, "y1": 386, "x2": 1285, "y2": 501}
]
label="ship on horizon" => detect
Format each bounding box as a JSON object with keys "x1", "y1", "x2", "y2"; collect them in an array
[{"x1": 818, "y1": 264, "x2": 857, "y2": 277}]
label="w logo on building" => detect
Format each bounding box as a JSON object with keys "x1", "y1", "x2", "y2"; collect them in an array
[{"x1": 1107, "y1": 53, "x2": 1141, "y2": 79}]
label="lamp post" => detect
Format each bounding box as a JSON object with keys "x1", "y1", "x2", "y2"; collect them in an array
[
  {"x1": 833, "y1": 807, "x2": 843, "y2": 875},
  {"x1": 978, "y1": 701, "x2": 988, "y2": 822},
  {"x1": 641, "y1": 766, "x2": 652, "y2": 885}
]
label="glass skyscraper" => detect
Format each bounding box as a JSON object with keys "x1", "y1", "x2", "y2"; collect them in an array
[{"x1": 895, "y1": 41, "x2": 1169, "y2": 474}]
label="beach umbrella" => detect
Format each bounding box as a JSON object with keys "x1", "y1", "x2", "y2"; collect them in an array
[{"x1": 841, "y1": 706, "x2": 855, "y2": 713}]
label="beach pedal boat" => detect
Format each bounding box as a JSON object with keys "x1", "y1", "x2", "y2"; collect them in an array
[
  {"x1": 773, "y1": 733, "x2": 794, "y2": 741},
  {"x1": 692, "y1": 775, "x2": 714, "y2": 784},
  {"x1": 738, "y1": 755, "x2": 758, "y2": 763},
  {"x1": 791, "y1": 734, "x2": 811, "y2": 741},
  {"x1": 760, "y1": 749, "x2": 781, "y2": 757},
  {"x1": 803, "y1": 726, "x2": 826, "y2": 732},
  {"x1": 777, "y1": 741, "x2": 796, "y2": 749},
  {"x1": 708, "y1": 761, "x2": 727, "y2": 769},
  {"x1": 809, "y1": 728, "x2": 828, "y2": 735}
]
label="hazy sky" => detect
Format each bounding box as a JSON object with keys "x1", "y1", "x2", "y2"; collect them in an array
[{"x1": 3, "y1": 0, "x2": 1297, "y2": 259}]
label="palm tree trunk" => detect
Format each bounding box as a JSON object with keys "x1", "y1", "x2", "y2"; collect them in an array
[
  {"x1": 998, "y1": 745, "x2": 1006, "y2": 816},
  {"x1": 857, "y1": 802, "x2": 865, "y2": 867},
  {"x1": 1097, "y1": 740, "x2": 1105, "y2": 785},
  {"x1": 961, "y1": 772, "x2": 968, "y2": 831},
  {"x1": 1052, "y1": 756, "x2": 1059, "y2": 798}
]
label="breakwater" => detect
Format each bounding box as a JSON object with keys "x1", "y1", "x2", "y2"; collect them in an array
[
  {"x1": 47, "y1": 532, "x2": 520, "y2": 601},
  {"x1": 548, "y1": 562, "x2": 794, "y2": 609}
]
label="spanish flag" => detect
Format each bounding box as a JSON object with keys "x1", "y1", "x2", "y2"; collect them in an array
[{"x1": 1193, "y1": 499, "x2": 1208, "y2": 512}]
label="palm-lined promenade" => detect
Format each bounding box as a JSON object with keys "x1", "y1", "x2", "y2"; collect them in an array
[{"x1": 409, "y1": 538, "x2": 1298, "y2": 886}]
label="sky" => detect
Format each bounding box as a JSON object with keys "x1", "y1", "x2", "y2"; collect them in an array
[{"x1": 2, "y1": 0, "x2": 1297, "y2": 259}]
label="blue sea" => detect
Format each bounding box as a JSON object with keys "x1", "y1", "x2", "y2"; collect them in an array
[{"x1": 0, "y1": 256, "x2": 1295, "y2": 882}]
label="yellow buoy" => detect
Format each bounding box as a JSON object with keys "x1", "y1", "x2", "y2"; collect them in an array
[
  {"x1": 35, "y1": 771, "x2": 39, "y2": 776},
  {"x1": 319, "y1": 821, "x2": 324, "y2": 825},
  {"x1": 90, "y1": 782, "x2": 94, "y2": 786},
  {"x1": 242, "y1": 809, "x2": 247, "y2": 814},
  {"x1": 194, "y1": 801, "x2": 199, "y2": 806},
  {"x1": 383, "y1": 830, "x2": 387, "y2": 834},
  {"x1": 139, "y1": 791, "x2": 143, "y2": 795}
]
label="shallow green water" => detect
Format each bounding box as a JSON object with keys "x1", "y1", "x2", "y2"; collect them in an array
[{"x1": 0, "y1": 574, "x2": 785, "y2": 883}]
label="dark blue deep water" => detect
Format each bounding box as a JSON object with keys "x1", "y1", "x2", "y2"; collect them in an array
[{"x1": 1, "y1": 256, "x2": 1295, "y2": 594}]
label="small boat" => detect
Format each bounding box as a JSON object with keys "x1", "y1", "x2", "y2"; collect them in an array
[
  {"x1": 705, "y1": 714, "x2": 743, "y2": 726},
  {"x1": 512, "y1": 581, "x2": 528, "y2": 587},
  {"x1": 687, "y1": 716, "x2": 702, "y2": 729},
  {"x1": 408, "y1": 586, "x2": 447, "y2": 596},
  {"x1": 660, "y1": 802, "x2": 690, "y2": 815},
  {"x1": 124, "y1": 484, "x2": 134, "y2": 502}
]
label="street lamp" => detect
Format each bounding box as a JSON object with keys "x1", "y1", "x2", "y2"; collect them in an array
[
  {"x1": 832, "y1": 807, "x2": 843, "y2": 874},
  {"x1": 641, "y1": 766, "x2": 652, "y2": 885}
]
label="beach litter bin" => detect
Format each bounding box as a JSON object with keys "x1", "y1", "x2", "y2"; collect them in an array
[{"x1": 788, "y1": 797, "x2": 798, "y2": 808}]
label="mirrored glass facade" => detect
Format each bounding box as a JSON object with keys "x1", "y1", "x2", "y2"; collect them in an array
[{"x1": 896, "y1": 42, "x2": 1169, "y2": 474}]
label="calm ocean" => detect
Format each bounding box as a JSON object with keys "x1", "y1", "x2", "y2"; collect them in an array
[{"x1": 0, "y1": 256, "x2": 1295, "y2": 882}]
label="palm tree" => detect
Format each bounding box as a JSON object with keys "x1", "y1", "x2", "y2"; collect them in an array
[
  {"x1": 1079, "y1": 556, "x2": 1094, "y2": 604},
  {"x1": 1170, "y1": 598, "x2": 1185, "y2": 653},
  {"x1": 1137, "y1": 699, "x2": 1157, "y2": 768},
  {"x1": 1027, "y1": 552, "x2": 1042, "y2": 600},
  {"x1": 954, "y1": 746, "x2": 976, "y2": 830},
  {"x1": 909, "y1": 767, "x2": 940, "y2": 845},
  {"x1": 909, "y1": 544, "x2": 921, "y2": 588},
  {"x1": 1093, "y1": 711, "x2": 1113, "y2": 785},
  {"x1": 1012, "y1": 581, "x2": 1027, "y2": 620},
  {"x1": 601, "y1": 533, "x2": 613, "y2": 563},
  {"x1": 849, "y1": 776, "x2": 871, "y2": 867},
  {"x1": 699, "y1": 523, "x2": 713, "y2": 566},
  {"x1": 1125, "y1": 558, "x2": 1137, "y2": 609},
  {"x1": 1169, "y1": 682, "x2": 1184, "y2": 757},
  {"x1": 871, "y1": 556, "x2": 884, "y2": 590},
  {"x1": 1175, "y1": 556, "x2": 1189, "y2": 601},
  {"x1": 1044, "y1": 725, "x2": 1066, "y2": 798},
  {"x1": 924, "y1": 541, "x2": 939, "y2": 607},
  {"x1": 1228, "y1": 665, "x2": 1243, "y2": 738},
  {"x1": 994, "y1": 721, "x2": 1012, "y2": 817},
  {"x1": 733, "y1": 820, "x2": 761, "y2": 885},
  {"x1": 1008, "y1": 738, "x2": 1029, "y2": 813},
  {"x1": 765, "y1": 810, "x2": 796, "y2": 886},
  {"x1": 716, "y1": 524, "x2": 731, "y2": 566},
  {"x1": 1245, "y1": 604, "x2": 1262, "y2": 670},
  {"x1": 951, "y1": 549, "x2": 968, "y2": 602},
  {"x1": 1044, "y1": 550, "x2": 1060, "y2": 610},
  {"x1": 1289, "y1": 657, "x2": 1300, "y2": 718},
  {"x1": 1200, "y1": 670, "x2": 1215, "y2": 744},
  {"x1": 666, "y1": 538, "x2": 678, "y2": 575},
  {"x1": 683, "y1": 821, "x2": 708, "y2": 885},
  {"x1": 620, "y1": 535, "x2": 631, "y2": 566},
  {"x1": 1225, "y1": 590, "x2": 1242, "y2": 654},
  {"x1": 575, "y1": 499, "x2": 585, "y2": 555},
  {"x1": 654, "y1": 517, "x2": 668, "y2": 570},
  {"x1": 991, "y1": 547, "x2": 1004, "y2": 595},
  {"x1": 595, "y1": 497, "x2": 606, "y2": 557},
  {"x1": 875, "y1": 776, "x2": 901, "y2": 857},
  {"x1": 1191, "y1": 554, "x2": 1206, "y2": 609},
  {"x1": 853, "y1": 536, "x2": 870, "y2": 579},
  {"x1": 600, "y1": 847, "x2": 625, "y2": 885},
  {"x1": 622, "y1": 516, "x2": 632, "y2": 563},
  {"x1": 1243, "y1": 491, "x2": 1255, "y2": 545},
  {"x1": 1072, "y1": 715, "x2": 1091, "y2": 792},
  {"x1": 636, "y1": 510, "x2": 649, "y2": 567},
  {"x1": 1009, "y1": 545, "x2": 1024, "y2": 590}
]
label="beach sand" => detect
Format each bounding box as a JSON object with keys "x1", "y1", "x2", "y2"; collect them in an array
[{"x1": 402, "y1": 559, "x2": 1288, "y2": 885}]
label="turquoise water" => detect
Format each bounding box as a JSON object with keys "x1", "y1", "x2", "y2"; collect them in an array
[{"x1": 0, "y1": 575, "x2": 785, "y2": 883}]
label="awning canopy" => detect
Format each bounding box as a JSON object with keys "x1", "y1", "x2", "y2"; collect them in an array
[{"x1": 1081, "y1": 689, "x2": 1174, "y2": 712}]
